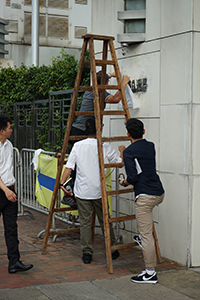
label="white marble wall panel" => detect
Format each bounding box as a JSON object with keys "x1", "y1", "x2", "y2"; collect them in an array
[
  {"x1": 161, "y1": 0, "x2": 192, "y2": 37},
  {"x1": 160, "y1": 105, "x2": 190, "y2": 174},
  {"x1": 160, "y1": 33, "x2": 192, "y2": 106},
  {"x1": 194, "y1": 0, "x2": 200, "y2": 31},
  {"x1": 91, "y1": 0, "x2": 123, "y2": 50},
  {"x1": 159, "y1": 172, "x2": 188, "y2": 265},
  {"x1": 192, "y1": 105, "x2": 200, "y2": 175},
  {"x1": 193, "y1": 33, "x2": 200, "y2": 104},
  {"x1": 115, "y1": 52, "x2": 161, "y2": 118},
  {"x1": 146, "y1": 0, "x2": 161, "y2": 41},
  {"x1": 191, "y1": 176, "x2": 200, "y2": 266}
]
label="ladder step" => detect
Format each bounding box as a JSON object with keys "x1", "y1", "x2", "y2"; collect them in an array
[
  {"x1": 79, "y1": 85, "x2": 120, "y2": 91},
  {"x1": 111, "y1": 242, "x2": 138, "y2": 251},
  {"x1": 103, "y1": 136, "x2": 131, "y2": 142},
  {"x1": 74, "y1": 110, "x2": 126, "y2": 116},
  {"x1": 53, "y1": 207, "x2": 77, "y2": 212},
  {"x1": 84, "y1": 60, "x2": 115, "y2": 66},
  {"x1": 83, "y1": 34, "x2": 115, "y2": 41},
  {"x1": 104, "y1": 162, "x2": 124, "y2": 168},
  {"x1": 106, "y1": 188, "x2": 134, "y2": 196},
  {"x1": 69, "y1": 136, "x2": 131, "y2": 142},
  {"x1": 48, "y1": 228, "x2": 80, "y2": 236},
  {"x1": 109, "y1": 214, "x2": 136, "y2": 223}
]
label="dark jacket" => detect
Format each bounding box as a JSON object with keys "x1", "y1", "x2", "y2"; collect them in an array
[{"x1": 123, "y1": 139, "x2": 164, "y2": 197}]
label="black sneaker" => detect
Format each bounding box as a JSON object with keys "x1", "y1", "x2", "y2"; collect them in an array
[
  {"x1": 133, "y1": 234, "x2": 142, "y2": 248},
  {"x1": 112, "y1": 250, "x2": 120, "y2": 260},
  {"x1": 82, "y1": 253, "x2": 92, "y2": 264},
  {"x1": 61, "y1": 177, "x2": 77, "y2": 209},
  {"x1": 131, "y1": 270, "x2": 158, "y2": 284},
  {"x1": 61, "y1": 195, "x2": 77, "y2": 209}
]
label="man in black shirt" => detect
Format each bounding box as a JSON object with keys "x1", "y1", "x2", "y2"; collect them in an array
[{"x1": 119, "y1": 118, "x2": 164, "y2": 284}]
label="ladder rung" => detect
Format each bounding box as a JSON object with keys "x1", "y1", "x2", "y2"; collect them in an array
[
  {"x1": 79, "y1": 86, "x2": 92, "y2": 91},
  {"x1": 104, "y1": 162, "x2": 124, "y2": 168},
  {"x1": 83, "y1": 34, "x2": 115, "y2": 41},
  {"x1": 102, "y1": 110, "x2": 126, "y2": 115},
  {"x1": 83, "y1": 60, "x2": 115, "y2": 66},
  {"x1": 106, "y1": 188, "x2": 134, "y2": 196},
  {"x1": 74, "y1": 111, "x2": 94, "y2": 116},
  {"x1": 69, "y1": 136, "x2": 130, "y2": 142},
  {"x1": 103, "y1": 136, "x2": 131, "y2": 142},
  {"x1": 109, "y1": 214, "x2": 136, "y2": 223},
  {"x1": 53, "y1": 207, "x2": 77, "y2": 212},
  {"x1": 79, "y1": 85, "x2": 120, "y2": 91},
  {"x1": 48, "y1": 228, "x2": 80, "y2": 236},
  {"x1": 74, "y1": 111, "x2": 126, "y2": 116},
  {"x1": 69, "y1": 136, "x2": 88, "y2": 141},
  {"x1": 111, "y1": 242, "x2": 138, "y2": 251}
]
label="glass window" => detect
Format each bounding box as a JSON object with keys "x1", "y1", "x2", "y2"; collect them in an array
[
  {"x1": 125, "y1": 19, "x2": 145, "y2": 33},
  {"x1": 75, "y1": 0, "x2": 87, "y2": 4},
  {"x1": 125, "y1": 0, "x2": 146, "y2": 11}
]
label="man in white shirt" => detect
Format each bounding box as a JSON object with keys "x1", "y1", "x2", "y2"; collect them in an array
[
  {"x1": 0, "y1": 115, "x2": 33, "y2": 273},
  {"x1": 60, "y1": 118, "x2": 123, "y2": 264}
]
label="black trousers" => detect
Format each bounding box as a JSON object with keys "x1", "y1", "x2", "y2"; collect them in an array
[{"x1": 0, "y1": 186, "x2": 20, "y2": 267}]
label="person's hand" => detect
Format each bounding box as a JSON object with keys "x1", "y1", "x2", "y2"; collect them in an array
[
  {"x1": 122, "y1": 75, "x2": 130, "y2": 86},
  {"x1": 5, "y1": 188, "x2": 17, "y2": 202},
  {"x1": 119, "y1": 179, "x2": 129, "y2": 187},
  {"x1": 60, "y1": 185, "x2": 73, "y2": 196},
  {"x1": 118, "y1": 145, "x2": 126, "y2": 152},
  {"x1": 109, "y1": 71, "x2": 116, "y2": 77}
]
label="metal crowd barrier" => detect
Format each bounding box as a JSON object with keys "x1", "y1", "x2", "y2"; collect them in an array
[{"x1": 13, "y1": 148, "x2": 79, "y2": 240}]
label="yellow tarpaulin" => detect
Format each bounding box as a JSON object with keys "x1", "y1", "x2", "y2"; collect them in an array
[{"x1": 35, "y1": 153, "x2": 112, "y2": 216}]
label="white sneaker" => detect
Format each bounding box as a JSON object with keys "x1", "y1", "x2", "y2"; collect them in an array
[{"x1": 133, "y1": 234, "x2": 142, "y2": 248}]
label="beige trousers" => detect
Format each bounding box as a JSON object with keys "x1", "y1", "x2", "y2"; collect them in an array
[{"x1": 135, "y1": 193, "x2": 164, "y2": 268}]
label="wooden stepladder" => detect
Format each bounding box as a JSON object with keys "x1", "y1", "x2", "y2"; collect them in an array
[{"x1": 42, "y1": 34, "x2": 162, "y2": 274}]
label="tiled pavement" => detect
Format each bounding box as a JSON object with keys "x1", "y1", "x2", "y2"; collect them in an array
[{"x1": 0, "y1": 209, "x2": 184, "y2": 290}]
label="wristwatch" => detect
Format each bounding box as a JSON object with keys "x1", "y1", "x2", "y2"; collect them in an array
[{"x1": 122, "y1": 180, "x2": 127, "y2": 187}]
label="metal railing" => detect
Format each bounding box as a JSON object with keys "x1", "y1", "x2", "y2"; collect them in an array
[{"x1": 13, "y1": 148, "x2": 79, "y2": 239}]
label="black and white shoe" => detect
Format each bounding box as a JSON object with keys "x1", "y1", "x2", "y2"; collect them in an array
[
  {"x1": 133, "y1": 234, "x2": 142, "y2": 248},
  {"x1": 131, "y1": 270, "x2": 158, "y2": 284}
]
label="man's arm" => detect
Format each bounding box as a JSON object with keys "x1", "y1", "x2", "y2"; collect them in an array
[
  {"x1": 0, "y1": 178, "x2": 17, "y2": 202},
  {"x1": 60, "y1": 167, "x2": 72, "y2": 194},
  {"x1": 106, "y1": 74, "x2": 130, "y2": 104}
]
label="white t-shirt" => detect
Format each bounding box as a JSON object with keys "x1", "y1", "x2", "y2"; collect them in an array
[
  {"x1": 0, "y1": 139, "x2": 15, "y2": 186},
  {"x1": 66, "y1": 138, "x2": 122, "y2": 199}
]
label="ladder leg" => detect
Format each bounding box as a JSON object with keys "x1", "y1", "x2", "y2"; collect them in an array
[
  {"x1": 152, "y1": 222, "x2": 162, "y2": 264},
  {"x1": 89, "y1": 38, "x2": 113, "y2": 274},
  {"x1": 92, "y1": 209, "x2": 95, "y2": 243},
  {"x1": 42, "y1": 38, "x2": 88, "y2": 254}
]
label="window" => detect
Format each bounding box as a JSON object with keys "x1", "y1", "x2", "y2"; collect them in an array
[
  {"x1": 24, "y1": 0, "x2": 68, "y2": 9},
  {"x1": 117, "y1": 0, "x2": 146, "y2": 45},
  {"x1": 75, "y1": 0, "x2": 87, "y2": 4},
  {"x1": 125, "y1": 0, "x2": 146, "y2": 11},
  {"x1": 124, "y1": 0, "x2": 146, "y2": 34}
]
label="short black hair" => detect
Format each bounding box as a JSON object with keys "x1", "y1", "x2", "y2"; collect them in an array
[
  {"x1": 85, "y1": 117, "x2": 96, "y2": 135},
  {"x1": 125, "y1": 118, "x2": 144, "y2": 139},
  {"x1": 0, "y1": 115, "x2": 12, "y2": 131},
  {"x1": 96, "y1": 71, "x2": 109, "y2": 85}
]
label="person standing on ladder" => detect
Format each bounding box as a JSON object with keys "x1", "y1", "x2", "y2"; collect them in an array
[
  {"x1": 70, "y1": 71, "x2": 130, "y2": 137},
  {"x1": 119, "y1": 118, "x2": 164, "y2": 284},
  {"x1": 60, "y1": 117, "x2": 124, "y2": 264},
  {"x1": 0, "y1": 115, "x2": 33, "y2": 274}
]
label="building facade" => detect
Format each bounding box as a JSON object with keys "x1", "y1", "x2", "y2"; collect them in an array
[{"x1": 1, "y1": 0, "x2": 200, "y2": 268}]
